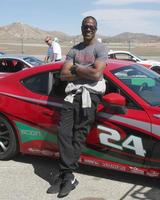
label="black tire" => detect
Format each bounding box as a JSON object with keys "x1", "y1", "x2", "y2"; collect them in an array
[{"x1": 0, "y1": 114, "x2": 18, "y2": 160}]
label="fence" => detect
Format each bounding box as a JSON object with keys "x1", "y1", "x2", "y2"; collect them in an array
[{"x1": 1, "y1": 39, "x2": 160, "y2": 57}]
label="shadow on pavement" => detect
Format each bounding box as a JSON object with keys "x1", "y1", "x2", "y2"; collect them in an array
[
  {"x1": 13, "y1": 154, "x2": 160, "y2": 200},
  {"x1": 13, "y1": 154, "x2": 59, "y2": 185}
]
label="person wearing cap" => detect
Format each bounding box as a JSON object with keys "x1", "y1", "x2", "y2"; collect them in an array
[
  {"x1": 44, "y1": 36, "x2": 62, "y2": 63},
  {"x1": 47, "y1": 16, "x2": 108, "y2": 198}
]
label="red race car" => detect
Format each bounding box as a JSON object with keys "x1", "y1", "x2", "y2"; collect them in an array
[{"x1": 0, "y1": 60, "x2": 160, "y2": 178}]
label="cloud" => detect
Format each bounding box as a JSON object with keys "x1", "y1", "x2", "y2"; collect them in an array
[
  {"x1": 94, "y1": 0, "x2": 160, "y2": 5},
  {"x1": 82, "y1": 9, "x2": 160, "y2": 35},
  {"x1": 83, "y1": 9, "x2": 160, "y2": 21}
]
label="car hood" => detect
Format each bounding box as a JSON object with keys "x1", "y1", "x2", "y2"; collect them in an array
[{"x1": 0, "y1": 73, "x2": 13, "y2": 79}]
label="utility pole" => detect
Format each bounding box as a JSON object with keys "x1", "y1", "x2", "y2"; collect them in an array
[
  {"x1": 21, "y1": 37, "x2": 24, "y2": 54},
  {"x1": 21, "y1": 22, "x2": 24, "y2": 54},
  {"x1": 128, "y1": 40, "x2": 131, "y2": 51}
]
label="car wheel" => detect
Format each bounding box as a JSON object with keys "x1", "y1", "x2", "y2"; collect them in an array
[
  {"x1": 0, "y1": 114, "x2": 18, "y2": 160},
  {"x1": 151, "y1": 66, "x2": 160, "y2": 74}
]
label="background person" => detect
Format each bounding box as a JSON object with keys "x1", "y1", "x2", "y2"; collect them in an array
[
  {"x1": 47, "y1": 16, "x2": 108, "y2": 198},
  {"x1": 44, "y1": 36, "x2": 62, "y2": 63},
  {"x1": 52, "y1": 37, "x2": 62, "y2": 62},
  {"x1": 44, "y1": 36, "x2": 54, "y2": 63}
]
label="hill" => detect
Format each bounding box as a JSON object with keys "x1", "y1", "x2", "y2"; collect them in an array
[
  {"x1": 104, "y1": 32, "x2": 160, "y2": 43},
  {"x1": 0, "y1": 22, "x2": 160, "y2": 43},
  {"x1": 0, "y1": 22, "x2": 72, "y2": 42}
]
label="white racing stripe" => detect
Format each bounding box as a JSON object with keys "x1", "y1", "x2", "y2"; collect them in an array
[
  {"x1": 0, "y1": 92, "x2": 62, "y2": 108},
  {"x1": 97, "y1": 112, "x2": 160, "y2": 137},
  {"x1": 97, "y1": 112, "x2": 150, "y2": 132},
  {"x1": 1, "y1": 92, "x2": 160, "y2": 137}
]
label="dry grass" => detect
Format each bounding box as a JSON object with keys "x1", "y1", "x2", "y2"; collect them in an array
[
  {"x1": 108, "y1": 42, "x2": 160, "y2": 56},
  {"x1": 1, "y1": 39, "x2": 160, "y2": 58}
]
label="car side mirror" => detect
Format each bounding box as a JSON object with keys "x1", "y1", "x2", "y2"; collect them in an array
[{"x1": 102, "y1": 93, "x2": 127, "y2": 114}]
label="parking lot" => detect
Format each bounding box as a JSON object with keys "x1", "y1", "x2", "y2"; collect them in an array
[{"x1": 0, "y1": 155, "x2": 160, "y2": 200}]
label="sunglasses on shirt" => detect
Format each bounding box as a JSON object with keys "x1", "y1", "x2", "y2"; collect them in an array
[{"x1": 82, "y1": 25, "x2": 97, "y2": 31}]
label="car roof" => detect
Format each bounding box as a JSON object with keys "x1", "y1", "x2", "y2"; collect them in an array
[
  {"x1": 108, "y1": 50, "x2": 131, "y2": 54},
  {"x1": 0, "y1": 54, "x2": 40, "y2": 59},
  {"x1": 0, "y1": 59, "x2": 135, "y2": 82},
  {"x1": 105, "y1": 59, "x2": 134, "y2": 71},
  {"x1": 25, "y1": 59, "x2": 134, "y2": 73}
]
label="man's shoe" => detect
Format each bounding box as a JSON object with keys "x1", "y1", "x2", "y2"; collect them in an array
[
  {"x1": 57, "y1": 176, "x2": 79, "y2": 198},
  {"x1": 47, "y1": 173, "x2": 63, "y2": 194}
]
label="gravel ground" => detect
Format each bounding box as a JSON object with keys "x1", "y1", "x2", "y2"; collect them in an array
[{"x1": 0, "y1": 155, "x2": 160, "y2": 200}]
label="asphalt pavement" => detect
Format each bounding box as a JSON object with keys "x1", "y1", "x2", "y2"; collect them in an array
[{"x1": 0, "y1": 155, "x2": 160, "y2": 200}]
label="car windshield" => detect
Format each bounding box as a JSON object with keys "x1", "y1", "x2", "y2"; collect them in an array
[
  {"x1": 111, "y1": 64, "x2": 160, "y2": 106},
  {"x1": 23, "y1": 56, "x2": 44, "y2": 66}
]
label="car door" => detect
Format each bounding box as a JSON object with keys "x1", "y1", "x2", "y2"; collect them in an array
[
  {"x1": 16, "y1": 70, "x2": 65, "y2": 154},
  {"x1": 86, "y1": 78, "x2": 153, "y2": 170},
  {"x1": 21, "y1": 70, "x2": 66, "y2": 127}
]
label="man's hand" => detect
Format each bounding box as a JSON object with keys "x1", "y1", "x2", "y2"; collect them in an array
[
  {"x1": 60, "y1": 62, "x2": 78, "y2": 81},
  {"x1": 60, "y1": 60, "x2": 106, "y2": 81},
  {"x1": 76, "y1": 60, "x2": 106, "y2": 81},
  {"x1": 44, "y1": 56, "x2": 49, "y2": 63},
  {"x1": 70, "y1": 65, "x2": 78, "y2": 75}
]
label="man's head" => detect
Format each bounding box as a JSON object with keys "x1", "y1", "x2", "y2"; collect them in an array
[
  {"x1": 81, "y1": 16, "x2": 97, "y2": 43},
  {"x1": 44, "y1": 36, "x2": 52, "y2": 46}
]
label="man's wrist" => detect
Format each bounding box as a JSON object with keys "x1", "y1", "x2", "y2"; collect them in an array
[{"x1": 70, "y1": 65, "x2": 78, "y2": 75}]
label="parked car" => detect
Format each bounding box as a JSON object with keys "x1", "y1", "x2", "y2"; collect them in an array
[
  {"x1": 108, "y1": 50, "x2": 160, "y2": 74},
  {"x1": 0, "y1": 60, "x2": 160, "y2": 178},
  {"x1": 0, "y1": 54, "x2": 44, "y2": 75}
]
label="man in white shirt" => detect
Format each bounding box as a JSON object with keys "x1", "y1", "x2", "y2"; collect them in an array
[
  {"x1": 44, "y1": 36, "x2": 62, "y2": 63},
  {"x1": 52, "y1": 37, "x2": 62, "y2": 61}
]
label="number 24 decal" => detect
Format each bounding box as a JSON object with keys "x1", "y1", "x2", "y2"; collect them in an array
[{"x1": 98, "y1": 125, "x2": 146, "y2": 157}]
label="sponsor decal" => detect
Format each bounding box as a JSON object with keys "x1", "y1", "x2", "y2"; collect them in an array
[
  {"x1": 101, "y1": 163, "x2": 126, "y2": 172},
  {"x1": 129, "y1": 167, "x2": 144, "y2": 175},
  {"x1": 15, "y1": 121, "x2": 57, "y2": 143},
  {"x1": 83, "y1": 146, "x2": 148, "y2": 168},
  {"x1": 80, "y1": 159, "x2": 99, "y2": 166},
  {"x1": 80, "y1": 157, "x2": 126, "y2": 172},
  {"x1": 21, "y1": 129, "x2": 41, "y2": 137},
  {"x1": 28, "y1": 148, "x2": 54, "y2": 156},
  {"x1": 146, "y1": 171, "x2": 160, "y2": 177}
]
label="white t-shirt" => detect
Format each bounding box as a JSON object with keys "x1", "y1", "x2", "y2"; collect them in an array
[{"x1": 52, "y1": 41, "x2": 62, "y2": 60}]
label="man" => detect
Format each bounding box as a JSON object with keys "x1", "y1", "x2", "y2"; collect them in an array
[
  {"x1": 44, "y1": 36, "x2": 62, "y2": 63},
  {"x1": 47, "y1": 16, "x2": 108, "y2": 198},
  {"x1": 52, "y1": 37, "x2": 62, "y2": 61}
]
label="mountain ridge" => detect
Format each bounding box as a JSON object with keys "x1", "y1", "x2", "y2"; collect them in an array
[{"x1": 0, "y1": 22, "x2": 160, "y2": 43}]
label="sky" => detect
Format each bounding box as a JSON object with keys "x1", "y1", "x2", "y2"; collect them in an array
[{"x1": 0, "y1": 0, "x2": 160, "y2": 36}]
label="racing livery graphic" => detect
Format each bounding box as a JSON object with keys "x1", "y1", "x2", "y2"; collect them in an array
[{"x1": 0, "y1": 60, "x2": 160, "y2": 178}]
